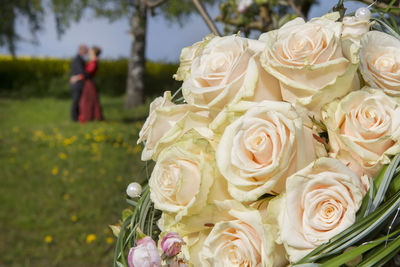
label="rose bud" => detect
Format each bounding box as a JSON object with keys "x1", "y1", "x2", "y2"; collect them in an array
[
  {"x1": 161, "y1": 232, "x2": 185, "y2": 257},
  {"x1": 128, "y1": 236, "x2": 161, "y2": 267}
]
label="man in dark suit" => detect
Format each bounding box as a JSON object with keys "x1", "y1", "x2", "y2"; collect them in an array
[{"x1": 69, "y1": 44, "x2": 88, "y2": 121}]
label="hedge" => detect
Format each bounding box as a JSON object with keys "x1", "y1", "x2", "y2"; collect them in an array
[{"x1": 0, "y1": 55, "x2": 180, "y2": 98}]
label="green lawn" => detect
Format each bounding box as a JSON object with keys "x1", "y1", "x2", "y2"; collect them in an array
[{"x1": 0, "y1": 97, "x2": 150, "y2": 266}]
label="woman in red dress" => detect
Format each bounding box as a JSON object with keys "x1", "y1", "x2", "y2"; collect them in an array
[{"x1": 73, "y1": 46, "x2": 103, "y2": 123}]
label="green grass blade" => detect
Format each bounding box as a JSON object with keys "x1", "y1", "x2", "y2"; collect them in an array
[
  {"x1": 139, "y1": 192, "x2": 152, "y2": 234},
  {"x1": 373, "y1": 18, "x2": 400, "y2": 40},
  {"x1": 356, "y1": 177, "x2": 374, "y2": 221},
  {"x1": 298, "y1": 190, "x2": 400, "y2": 263},
  {"x1": 172, "y1": 86, "x2": 183, "y2": 101},
  {"x1": 357, "y1": 236, "x2": 400, "y2": 266},
  {"x1": 126, "y1": 199, "x2": 138, "y2": 206},
  {"x1": 318, "y1": 229, "x2": 400, "y2": 267},
  {"x1": 328, "y1": 191, "x2": 400, "y2": 255},
  {"x1": 371, "y1": 154, "x2": 400, "y2": 213},
  {"x1": 388, "y1": 172, "x2": 400, "y2": 198},
  {"x1": 113, "y1": 214, "x2": 132, "y2": 267}
]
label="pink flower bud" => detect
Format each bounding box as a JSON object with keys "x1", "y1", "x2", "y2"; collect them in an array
[
  {"x1": 161, "y1": 232, "x2": 185, "y2": 257},
  {"x1": 128, "y1": 236, "x2": 161, "y2": 267}
]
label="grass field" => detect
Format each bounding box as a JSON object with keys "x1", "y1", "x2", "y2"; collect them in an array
[{"x1": 0, "y1": 97, "x2": 150, "y2": 266}]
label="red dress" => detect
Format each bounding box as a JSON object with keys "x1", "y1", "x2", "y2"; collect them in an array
[{"x1": 78, "y1": 60, "x2": 103, "y2": 123}]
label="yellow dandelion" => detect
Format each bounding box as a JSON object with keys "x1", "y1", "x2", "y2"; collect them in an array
[
  {"x1": 71, "y1": 215, "x2": 78, "y2": 222},
  {"x1": 58, "y1": 152, "x2": 67, "y2": 160},
  {"x1": 117, "y1": 176, "x2": 123, "y2": 182},
  {"x1": 23, "y1": 162, "x2": 31, "y2": 170},
  {"x1": 52, "y1": 166, "x2": 59, "y2": 175},
  {"x1": 106, "y1": 237, "x2": 114, "y2": 244},
  {"x1": 86, "y1": 234, "x2": 96, "y2": 244},
  {"x1": 85, "y1": 133, "x2": 91, "y2": 139},
  {"x1": 133, "y1": 145, "x2": 142, "y2": 154},
  {"x1": 55, "y1": 133, "x2": 63, "y2": 140},
  {"x1": 63, "y1": 194, "x2": 70, "y2": 201},
  {"x1": 11, "y1": 147, "x2": 17, "y2": 153},
  {"x1": 113, "y1": 142, "x2": 120, "y2": 148},
  {"x1": 44, "y1": 235, "x2": 53, "y2": 243}
]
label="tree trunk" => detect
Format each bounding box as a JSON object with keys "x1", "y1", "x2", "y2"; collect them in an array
[{"x1": 125, "y1": 0, "x2": 147, "y2": 108}]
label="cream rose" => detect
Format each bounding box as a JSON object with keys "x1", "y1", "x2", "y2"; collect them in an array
[
  {"x1": 359, "y1": 31, "x2": 400, "y2": 95},
  {"x1": 182, "y1": 35, "x2": 282, "y2": 111},
  {"x1": 149, "y1": 132, "x2": 215, "y2": 220},
  {"x1": 200, "y1": 200, "x2": 286, "y2": 267},
  {"x1": 268, "y1": 158, "x2": 364, "y2": 263},
  {"x1": 216, "y1": 100, "x2": 320, "y2": 201},
  {"x1": 137, "y1": 91, "x2": 213, "y2": 161},
  {"x1": 160, "y1": 204, "x2": 230, "y2": 267},
  {"x1": 342, "y1": 16, "x2": 372, "y2": 44},
  {"x1": 322, "y1": 87, "x2": 400, "y2": 177},
  {"x1": 174, "y1": 34, "x2": 214, "y2": 81},
  {"x1": 160, "y1": 200, "x2": 287, "y2": 267},
  {"x1": 260, "y1": 13, "x2": 359, "y2": 117}
]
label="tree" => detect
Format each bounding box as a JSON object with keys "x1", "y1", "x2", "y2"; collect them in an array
[
  {"x1": 216, "y1": 0, "x2": 400, "y2": 37},
  {"x1": 0, "y1": 0, "x2": 216, "y2": 108},
  {"x1": 85, "y1": 0, "x2": 217, "y2": 108},
  {"x1": 0, "y1": 0, "x2": 43, "y2": 55}
]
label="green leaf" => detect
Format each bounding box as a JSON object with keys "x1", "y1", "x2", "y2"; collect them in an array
[
  {"x1": 122, "y1": 208, "x2": 133, "y2": 221},
  {"x1": 109, "y1": 224, "x2": 121, "y2": 238}
]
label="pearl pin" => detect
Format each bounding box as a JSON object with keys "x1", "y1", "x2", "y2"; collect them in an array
[
  {"x1": 126, "y1": 182, "x2": 142, "y2": 198},
  {"x1": 355, "y1": 7, "x2": 371, "y2": 21}
]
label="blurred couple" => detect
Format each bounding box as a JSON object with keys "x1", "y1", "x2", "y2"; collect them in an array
[{"x1": 69, "y1": 44, "x2": 103, "y2": 123}]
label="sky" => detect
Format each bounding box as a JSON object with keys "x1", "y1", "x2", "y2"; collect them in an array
[{"x1": 0, "y1": 0, "x2": 364, "y2": 62}]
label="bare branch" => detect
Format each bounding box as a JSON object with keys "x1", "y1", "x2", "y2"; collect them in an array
[
  {"x1": 191, "y1": 0, "x2": 221, "y2": 36},
  {"x1": 358, "y1": 0, "x2": 391, "y2": 9},
  {"x1": 288, "y1": 0, "x2": 306, "y2": 20},
  {"x1": 146, "y1": 0, "x2": 166, "y2": 8},
  {"x1": 215, "y1": 16, "x2": 265, "y2": 31}
]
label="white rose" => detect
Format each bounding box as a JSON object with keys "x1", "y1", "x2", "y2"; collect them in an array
[
  {"x1": 359, "y1": 31, "x2": 400, "y2": 96},
  {"x1": 200, "y1": 200, "x2": 286, "y2": 267},
  {"x1": 182, "y1": 35, "x2": 282, "y2": 112},
  {"x1": 216, "y1": 100, "x2": 320, "y2": 201},
  {"x1": 137, "y1": 91, "x2": 213, "y2": 161},
  {"x1": 342, "y1": 16, "x2": 372, "y2": 45},
  {"x1": 260, "y1": 13, "x2": 360, "y2": 118},
  {"x1": 269, "y1": 158, "x2": 364, "y2": 263},
  {"x1": 322, "y1": 87, "x2": 400, "y2": 177},
  {"x1": 174, "y1": 34, "x2": 214, "y2": 81},
  {"x1": 149, "y1": 132, "x2": 215, "y2": 221}
]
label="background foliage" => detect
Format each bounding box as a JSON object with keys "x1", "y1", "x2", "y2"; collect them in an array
[{"x1": 0, "y1": 55, "x2": 179, "y2": 99}]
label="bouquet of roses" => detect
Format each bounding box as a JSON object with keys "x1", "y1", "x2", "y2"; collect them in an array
[{"x1": 113, "y1": 3, "x2": 400, "y2": 267}]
